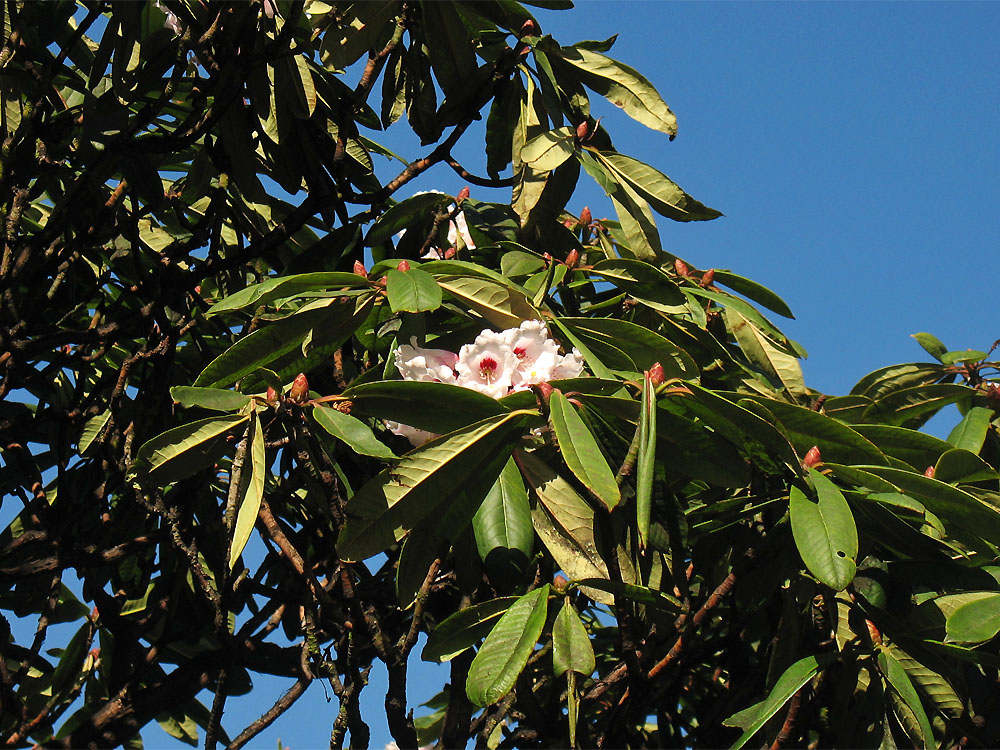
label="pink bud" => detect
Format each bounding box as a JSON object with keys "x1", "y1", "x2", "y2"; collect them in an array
[
  {"x1": 674, "y1": 258, "x2": 690, "y2": 278},
  {"x1": 579, "y1": 206, "x2": 592, "y2": 227},
  {"x1": 924, "y1": 465, "x2": 936, "y2": 478},
  {"x1": 553, "y1": 574, "x2": 568, "y2": 590},
  {"x1": 534, "y1": 381, "x2": 553, "y2": 406},
  {"x1": 803, "y1": 446, "x2": 822, "y2": 469},
  {"x1": 289, "y1": 373, "x2": 309, "y2": 403},
  {"x1": 575, "y1": 120, "x2": 589, "y2": 142},
  {"x1": 519, "y1": 19, "x2": 537, "y2": 37},
  {"x1": 457, "y1": 186, "x2": 470, "y2": 203},
  {"x1": 701, "y1": 269, "x2": 715, "y2": 287},
  {"x1": 648, "y1": 362, "x2": 665, "y2": 387},
  {"x1": 444, "y1": 247, "x2": 456, "y2": 259},
  {"x1": 265, "y1": 386, "x2": 278, "y2": 405},
  {"x1": 565, "y1": 249, "x2": 579, "y2": 269},
  {"x1": 353, "y1": 260, "x2": 367, "y2": 276},
  {"x1": 396, "y1": 260, "x2": 410, "y2": 272}
]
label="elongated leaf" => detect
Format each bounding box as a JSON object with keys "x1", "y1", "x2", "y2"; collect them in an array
[
  {"x1": 338, "y1": 411, "x2": 531, "y2": 561},
  {"x1": 724, "y1": 653, "x2": 835, "y2": 750},
  {"x1": 879, "y1": 649, "x2": 934, "y2": 750},
  {"x1": 725, "y1": 308, "x2": 806, "y2": 396},
  {"x1": 853, "y1": 425, "x2": 953, "y2": 472},
  {"x1": 552, "y1": 599, "x2": 595, "y2": 678},
  {"x1": 789, "y1": 469, "x2": 858, "y2": 590},
  {"x1": 595, "y1": 151, "x2": 721, "y2": 221},
  {"x1": 170, "y1": 386, "x2": 252, "y2": 412},
  {"x1": 945, "y1": 593, "x2": 1000, "y2": 643},
  {"x1": 934, "y1": 448, "x2": 1000, "y2": 483},
  {"x1": 229, "y1": 415, "x2": 266, "y2": 569},
  {"x1": 206, "y1": 272, "x2": 368, "y2": 316},
  {"x1": 521, "y1": 126, "x2": 576, "y2": 171},
  {"x1": 549, "y1": 390, "x2": 621, "y2": 510},
  {"x1": 946, "y1": 406, "x2": 993, "y2": 453},
  {"x1": 559, "y1": 316, "x2": 697, "y2": 378},
  {"x1": 886, "y1": 644, "x2": 965, "y2": 718},
  {"x1": 366, "y1": 192, "x2": 450, "y2": 245},
  {"x1": 572, "y1": 578, "x2": 681, "y2": 613},
  {"x1": 422, "y1": 597, "x2": 518, "y2": 662},
  {"x1": 636, "y1": 371, "x2": 656, "y2": 550},
  {"x1": 473, "y1": 457, "x2": 534, "y2": 584},
  {"x1": 386, "y1": 267, "x2": 442, "y2": 313},
  {"x1": 867, "y1": 383, "x2": 972, "y2": 428},
  {"x1": 851, "y1": 362, "x2": 951, "y2": 400},
  {"x1": 78, "y1": 410, "x2": 111, "y2": 455},
  {"x1": 130, "y1": 415, "x2": 249, "y2": 486},
  {"x1": 421, "y1": 1, "x2": 477, "y2": 97},
  {"x1": 436, "y1": 275, "x2": 539, "y2": 329},
  {"x1": 712, "y1": 270, "x2": 795, "y2": 319},
  {"x1": 558, "y1": 46, "x2": 677, "y2": 136},
  {"x1": 311, "y1": 405, "x2": 397, "y2": 460},
  {"x1": 911, "y1": 332, "x2": 948, "y2": 362},
  {"x1": 345, "y1": 380, "x2": 508, "y2": 434},
  {"x1": 740, "y1": 396, "x2": 887, "y2": 467},
  {"x1": 467, "y1": 586, "x2": 549, "y2": 706}
]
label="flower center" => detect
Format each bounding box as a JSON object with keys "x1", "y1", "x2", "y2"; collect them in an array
[
  {"x1": 478, "y1": 356, "x2": 498, "y2": 382},
  {"x1": 513, "y1": 346, "x2": 527, "y2": 359}
]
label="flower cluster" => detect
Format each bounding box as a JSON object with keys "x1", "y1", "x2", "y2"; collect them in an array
[{"x1": 385, "y1": 320, "x2": 584, "y2": 446}]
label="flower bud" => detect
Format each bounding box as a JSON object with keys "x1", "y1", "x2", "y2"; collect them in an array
[
  {"x1": 533, "y1": 381, "x2": 553, "y2": 406},
  {"x1": 565, "y1": 248, "x2": 579, "y2": 269},
  {"x1": 802, "y1": 445, "x2": 822, "y2": 468},
  {"x1": 543, "y1": 252, "x2": 552, "y2": 264},
  {"x1": 553, "y1": 574, "x2": 568, "y2": 591},
  {"x1": 579, "y1": 206, "x2": 592, "y2": 227},
  {"x1": 265, "y1": 386, "x2": 278, "y2": 405},
  {"x1": 648, "y1": 362, "x2": 665, "y2": 387},
  {"x1": 353, "y1": 260, "x2": 367, "y2": 276},
  {"x1": 701, "y1": 268, "x2": 715, "y2": 287},
  {"x1": 289, "y1": 373, "x2": 309, "y2": 403},
  {"x1": 444, "y1": 247, "x2": 456, "y2": 259},
  {"x1": 924, "y1": 465, "x2": 936, "y2": 478},
  {"x1": 519, "y1": 19, "x2": 537, "y2": 38},
  {"x1": 575, "y1": 119, "x2": 589, "y2": 142},
  {"x1": 456, "y1": 186, "x2": 470, "y2": 203},
  {"x1": 396, "y1": 259, "x2": 410, "y2": 272},
  {"x1": 674, "y1": 258, "x2": 690, "y2": 277}
]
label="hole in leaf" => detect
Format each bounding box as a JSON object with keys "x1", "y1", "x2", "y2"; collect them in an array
[{"x1": 836, "y1": 550, "x2": 846, "y2": 557}]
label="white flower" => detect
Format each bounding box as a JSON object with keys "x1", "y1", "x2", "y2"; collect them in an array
[
  {"x1": 455, "y1": 329, "x2": 517, "y2": 399},
  {"x1": 396, "y1": 191, "x2": 475, "y2": 260},
  {"x1": 394, "y1": 338, "x2": 458, "y2": 383},
  {"x1": 553, "y1": 348, "x2": 585, "y2": 380},
  {"x1": 505, "y1": 320, "x2": 562, "y2": 388},
  {"x1": 384, "y1": 420, "x2": 437, "y2": 448}
]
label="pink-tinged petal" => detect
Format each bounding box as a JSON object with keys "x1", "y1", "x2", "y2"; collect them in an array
[
  {"x1": 384, "y1": 420, "x2": 438, "y2": 447},
  {"x1": 456, "y1": 330, "x2": 517, "y2": 398}
]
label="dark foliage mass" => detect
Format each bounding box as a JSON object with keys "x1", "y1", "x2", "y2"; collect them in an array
[{"x1": 2, "y1": 1, "x2": 1000, "y2": 748}]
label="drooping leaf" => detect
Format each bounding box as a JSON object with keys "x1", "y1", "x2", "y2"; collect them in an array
[
  {"x1": 338, "y1": 411, "x2": 531, "y2": 561},
  {"x1": 521, "y1": 126, "x2": 577, "y2": 171},
  {"x1": 129, "y1": 415, "x2": 249, "y2": 487},
  {"x1": 436, "y1": 275, "x2": 539, "y2": 329},
  {"x1": 594, "y1": 150, "x2": 721, "y2": 221},
  {"x1": 789, "y1": 468, "x2": 858, "y2": 590},
  {"x1": 344, "y1": 380, "x2": 508, "y2": 434},
  {"x1": 229, "y1": 415, "x2": 266, "y2": 569},
  {"x1": 724, "y1": 653, "x2": 835, "y2": 750},
  {"x1": 311, "y1": 405, "x2": 397, "y2": 460},
  {"x1": 571, "y1": 578, "x2": 681, "y2": 614},
  {"x1": 853, "y1": 425, "x2": 953, "y2": 472},
  {"x1": 206, "y1": 272, "x2": 368, "y2": 316},
  {"x1": 552, "y1": 598, "x2": 595, "y2": 678},
  {"x1": 945, "y1": 593, "x2": 1000, "y2": 644},
  {"x1": 473, "y1": 457, "x2": 534, "y2": 586},
  {"x1": 725, "y1": 308, "x2": 806, "y2": 396},
  {"x1": 549, "y1": 389, "x2": 621, "y2": 511},
  {"x1": 422, "y1": 597, "x2": 518, "y2": 663},
  {"x1": 934, "y1": 448, "x2": 1000, "y2": 483},
  {"x1": 386, "y1": 267, "x2": 443, "y2": 313},
  {"x1": 559, "y1": 316, "x2": 697, "y2": 378},
  {"x1": 911, "y1": 332, "x2": 948, "y2": 362},
  {"x1": 878, "y1": 649, "x2": 934, "y2": 750},
  {"x1": 366, "y1": 192, "x2": 451, "y2": 246},
  {"x1": 712, "y1": 270, "x2": 795, "y2": 319},
  {"x1": 946, "y1": 406, "x2": 993, "y2": 453},
  {"x1": 170, "y1": 386, "x2": 253, "y2": 412},
  {"x1": 636, "y1": 371, "x2": 656, "y2": 550},
  {"x1": 466, "y1": 585, "x2": 549, "y2": 706}
]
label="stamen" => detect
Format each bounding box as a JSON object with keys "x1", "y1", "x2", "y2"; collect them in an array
[{"x1": 479, "y1": 356, "x2": 498, "y2": 383}]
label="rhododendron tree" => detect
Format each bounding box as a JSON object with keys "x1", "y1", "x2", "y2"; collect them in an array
[{"x1": 2, "y1": 2, "x2": 1000, "y2": 749}]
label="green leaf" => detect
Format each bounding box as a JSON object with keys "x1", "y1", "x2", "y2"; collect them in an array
[
  {"x1": 170, "y1": 386, "x2": 252, "y2": 412},
  {"x1": 473, "y1": 457, "x2": 534, "y2": 585},
  {"x1": 712, "y1": 270, "x2": 795, "y2": 319},
  {"x1": 521, "y1": 126, "x2": 576, "y2": 171},
  {"x1": 420, "y1": 1, "x2": 478, "y2": 97},
  {"x1": 311, "y1": 405, "x2": 397, "y2": 460},
  {"x1": 636, "y1": 372, "x2": 656, "y2": 550},
  {"x1": 557, "y1": 46, "x2": 677, "y2": 136},
  {"x1": 338, "y1": 411, "x2": 531, "y2": 561},
  {"x1": 552, "y1": 599, "x2": 595, "y2": 678},
  {"x1": 366, "y1": 192, "x2": 451, "y2": 246},
  {"x1": 725, "y1": 309, "x2": 806, "y2": 397},
  {"x1": 946, "y1": 406, "x2": 993, "y2": 453},
  {"x1": 386, "y1": 268, "x2": 443, "y2": 313},
  {"x1": 344, "y1": 380, "x2": 509, "y2": 434},
  {"x1": 724, "y1": 653, "x2": 835, "y2": 750},
  {"x1": 78, "y1": 410, "x2": 111, "y2": 456},
  {"x1": 789, "y1": 468, "x2": 858, "y2": 590},
  {"x1": 206, "y1": 272, "x2": 368, "y2": 316},
  {"x1": 945, "y1": 593, "x2": 1000, "y2": 643},
  {"x1": 229, "y1": 415, "x2": 266, "y2": 569},
  {"x1": 588, "y1": 257, "x2": 686, "y2": 311},
  {"x1": 934, "y1": 448, "x2": 1000, "y2": 483},
  {"x1": 559, "y1": 316, "x2": 697, "y2": 378},
  {"x1": 422, "y1": 597, "x2": 518, "y2": 663},
  {"x1": 129, "y1": 415, "x2": 249, "y2": 487},
  {"x1": 549, "y1": 390, "x2": 621, "y2": 511},
  {"x1": 851, "y1": 362, "x2": 950, "y2": 400},
  {"x1": 467, "y1": 586, "x2": 549, "y2": 706},
  {"x1": 51, "y1": 621, "x2": 93, "y2": 700},
  {"x1": 911, "y1": 332, "x2": 948, "y2": 362},
  {"x1": 593, "y1": 151, "x2": 721, "y2": 221},
  {"x1": 571, "y1": 578, "x2": 681, "y2": 613},
  {"x1": 866, "y1": 383, "x2": 972, "y2": 428},
  {"x1": 852, "y1": 425, "x2": 953, "y2": 472},
  {"x1": 436, "y1": 275, "x2": 539, "y2": 330},
  {"x1": 879, "y1": 648, "x2": 934, "y2": 750}
]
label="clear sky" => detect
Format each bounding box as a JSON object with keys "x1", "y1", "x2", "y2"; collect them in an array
[
  {"x1": 213, "y1": 5, "x2": 999, "y2": 749},
  {"x1": 36, "y1": 3, "x2": 999, "y2": 748}
]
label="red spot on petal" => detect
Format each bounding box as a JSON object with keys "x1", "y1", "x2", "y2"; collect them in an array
[{"x1": 514, "y1": 347, "x2": 527, "y2": 358}]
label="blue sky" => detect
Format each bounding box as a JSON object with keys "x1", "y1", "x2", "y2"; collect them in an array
[
  {"x1": 218, "y1": 5, "x2": 999, "y2": 748},
  {"x1": 14, "y1": 3, "x2": 997, "y2": 748}
]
